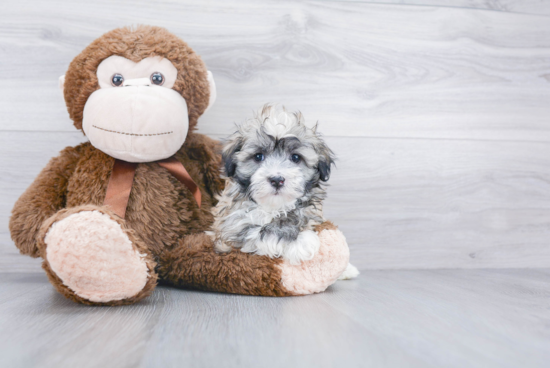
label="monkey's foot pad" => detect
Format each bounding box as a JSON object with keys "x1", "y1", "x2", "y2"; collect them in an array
[
  {"x1": 44, "y1": 210, "x2": 150, "y2": 303},
  {"x1": 280, "y1": 228, "x2": 350, "y2": 295}
]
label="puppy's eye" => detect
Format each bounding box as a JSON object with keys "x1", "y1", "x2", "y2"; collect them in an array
[
  {"x1": 111, "y1": 73, "x2": 124, "y2": 87},
  {"x1": 150, "y1": 72, "x2": 164, "y2": 86},
  {"x1": 254, "y1": 153, "x2": 265, "y2": 162},
  {"x1": 291, "y1": 154, "x2": 301, "y2": 163}
]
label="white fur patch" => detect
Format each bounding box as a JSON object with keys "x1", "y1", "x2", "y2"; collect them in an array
[
  {"x1": 338, "y1": 263, "x2": 360, "y2": 280},
  {"x1": 240, "y1": 229, "x2": 320, "y2": 265},
  {"x1": 44, "y1": 211, "x2": 149, "y2": 302},
  {"x1": 249, "y1": 156, "x2": 308, "y2": 211}
]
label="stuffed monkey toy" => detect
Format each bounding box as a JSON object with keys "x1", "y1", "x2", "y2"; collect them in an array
[{"x1": 9, "y1": 26, "x2": 350, "y2": 306}]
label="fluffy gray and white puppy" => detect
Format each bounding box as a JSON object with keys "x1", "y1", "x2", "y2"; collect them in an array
[{"x1": 211, "y1": 105, "x2": 358, "y2": 278}]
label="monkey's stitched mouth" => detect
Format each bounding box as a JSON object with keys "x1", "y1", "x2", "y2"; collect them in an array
[{"x1": 92, "y1": 125, "x2": 173, "y2": 136}]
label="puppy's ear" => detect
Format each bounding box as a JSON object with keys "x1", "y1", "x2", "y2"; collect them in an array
[
  {"x1": 318, "y1": 159, "x2": 334, "y2": 182},
  {"x1": 316, "y1": 140, "x2": 335, "y2": 182},
  {"x1": 222, "y1": 135, "x2": 243, "y2": 177}
]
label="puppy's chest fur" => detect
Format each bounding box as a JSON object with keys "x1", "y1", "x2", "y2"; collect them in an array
[
  {"x1": 211, "y1": 181, "x2": 324, "y2": 262},
  {"x1": 261, "y1": 211, "x2": 303, "y2": 243}
]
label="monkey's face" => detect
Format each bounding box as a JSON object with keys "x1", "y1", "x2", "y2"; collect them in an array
[
  {"x1": 82, "y1": 55, "x2": 189, "y2": 162},
  {"x1": 62, "y1": 26, "x2": 215, "y2": 162}
]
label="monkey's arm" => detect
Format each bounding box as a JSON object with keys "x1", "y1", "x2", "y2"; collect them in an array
[
  {"x1": 9, "y1": 145, "x2": 84, "y2": 257},
  {"x1": 158, "y1": 221, "x2": 349, "y2": 296}
]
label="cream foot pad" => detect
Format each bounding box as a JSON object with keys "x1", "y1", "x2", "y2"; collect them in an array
[{"x1": 44, "y1": 210, "x2": 149, "y2": 302}]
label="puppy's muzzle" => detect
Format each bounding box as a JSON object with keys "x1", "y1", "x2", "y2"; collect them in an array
[{"x1": 269, "y1": 176, "x2": 285, "y2": 190}]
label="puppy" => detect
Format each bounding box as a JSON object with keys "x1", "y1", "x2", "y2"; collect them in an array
[{"x1": 211, "y1": 105, "x2": 358, "y2": 279}]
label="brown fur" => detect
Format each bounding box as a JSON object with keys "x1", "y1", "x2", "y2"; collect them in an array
[
  {"x1": 159, "y1": 233, "x2": 294, "y2": 296},
  {"x1": 9, "y1": 144, "x2": 86, "y2": 258},
  {"x1": 9, "y1": 26, "x2": 301, "y2": 304},
  {"x1": 314, "y1": 221, "x2": 337, "y2": 233}
]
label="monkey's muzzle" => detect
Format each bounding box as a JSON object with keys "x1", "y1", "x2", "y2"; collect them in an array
[{"x1": 82, "y1": 84, "x2": 189, "y2": 162}]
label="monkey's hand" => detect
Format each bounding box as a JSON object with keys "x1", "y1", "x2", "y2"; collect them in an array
[{"x1": 278, "y1": 221, "x2": 350, "y2": 295}]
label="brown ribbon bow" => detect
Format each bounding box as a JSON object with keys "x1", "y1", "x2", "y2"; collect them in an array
[{"x1": 104, "y1": 156, "x2": 201, "y2": 218}]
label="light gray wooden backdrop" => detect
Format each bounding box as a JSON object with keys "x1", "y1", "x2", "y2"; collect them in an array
[{"x1": 1, "y1": 0, "x2": 550, "y2": 272}]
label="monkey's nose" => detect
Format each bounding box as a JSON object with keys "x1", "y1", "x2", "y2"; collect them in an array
[{"x1": 269, "y1": 176, "x2": 285, "y2": 189}]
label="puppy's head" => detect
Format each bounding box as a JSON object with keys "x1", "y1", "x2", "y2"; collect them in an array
[{"x1": 223, "y1": 105, "x2": 334, "y2": 211}]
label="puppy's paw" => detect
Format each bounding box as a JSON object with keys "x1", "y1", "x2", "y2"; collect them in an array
[
  {"x1": 283, "y1": 230, "x2": 320, "y2": 265},
  {"x1": 338, "y1": 263, "x2": 360, "y2": 280},
  {"x1": 279, "y1": 228, "x2": 349, "y2": 295}
]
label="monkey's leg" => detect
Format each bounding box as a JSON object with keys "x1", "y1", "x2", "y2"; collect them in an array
[
  {"x1": 158, "y1": 221, "x2": 349, "y2": 296},
  {"x1": 37, "y1": 205, "x2": 158, "y2": 306}
]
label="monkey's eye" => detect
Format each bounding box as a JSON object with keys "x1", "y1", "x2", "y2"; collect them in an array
[
  {"x1": 291, "y1": 154, "x2": 301, "y2": 163},
  {"x1": 254, "y1": 153, "x2": 265, "y2": 162},
  {"x1": 111, "y1": 73, "x2": 124, "y2": 87},
  {"x1": 150, "y1": 72, "x2": 164, "y2": 86}
]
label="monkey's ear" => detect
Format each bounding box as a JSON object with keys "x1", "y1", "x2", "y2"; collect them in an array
[
  {"x1": 204, "y1": 71, "x2": 216, "y2": 114},
  {"x1": 58, "y1": 75, "x2": 65, "y2": 92}
]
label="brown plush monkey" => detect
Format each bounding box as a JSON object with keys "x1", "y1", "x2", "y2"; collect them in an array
[{"x1": 9, "y1": 26, "x2": 349, "y2": 306}]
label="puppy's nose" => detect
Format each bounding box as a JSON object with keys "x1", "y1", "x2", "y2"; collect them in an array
[{"x1": 269, "y1": 176, "x2": 285, "y2": 189}]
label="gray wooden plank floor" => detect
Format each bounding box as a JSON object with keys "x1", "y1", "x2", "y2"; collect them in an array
[{"x1": 0, "y1": 269, "x2": 549, "y2": 368}]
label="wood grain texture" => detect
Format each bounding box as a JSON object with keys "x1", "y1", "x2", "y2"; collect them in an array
[
  {"x1": 1, "y1": 0, "x2": 550, "y2": 141},
  {"x1": 0, "y1": 269, "x2": 549, "y2": 368},
  {"x1": 327, "y1": 136, "x2": 550, "y2": 269},
  {"x1": 330, "y1": 0, "x2": 550, "y2": 16}
]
